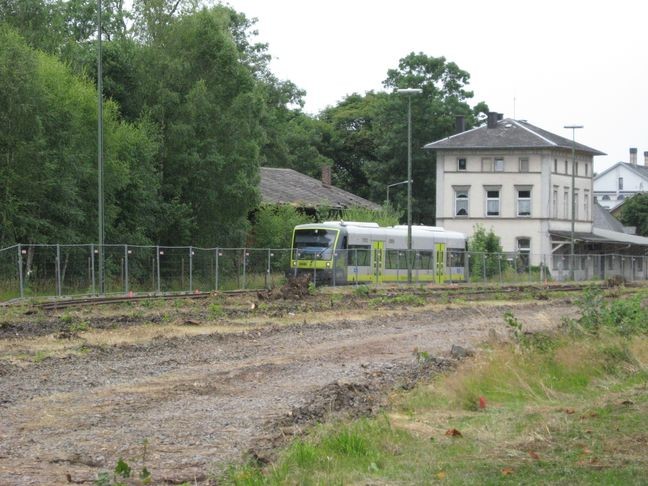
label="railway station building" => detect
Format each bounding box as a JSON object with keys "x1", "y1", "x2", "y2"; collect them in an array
[{"x1": 425, "y1": 113, "x2": 648, "y2": 280}]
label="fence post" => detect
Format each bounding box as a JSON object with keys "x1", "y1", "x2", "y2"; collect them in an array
[
  {"x1": 189, "y1": 246, "x2": 193, "y2": 292},
  {"x1": 465, "y1": 253, "x2": 470, "y2": 282},
  {"x1": 124, "y1": 245, "x2": 129, "y2": 294},
  {"x1": 156, "y1": 245, "x2": 161, "y2": 294},
  {"x1": 215, "y1": 248, "x2": 220, "y2": 291},
  {"x1": 482, "y1": 253, "x2": 487, "y2": 283},
  {"x1": 56, "y1": 244, "x2": 61, "y2": 297},
  {"x1": 332, "y1": 251, "x2": 337, "y2": 287},
  {"x1": 91, "y1": 244, "x2": 96, "y2": 295},
  {"x1": 266, "y1": 249, "x2": 271, "y2": 289},
  {"x1": 355, "y1": 248, "x2": 359, "y2": 286},
  {"x1": 498, "y1": 254, "x2": 503, "y2": 285},
  {"x1": 242, "y1": 249, "x2": 247, "y2": 290},
  {"x1": 17, "y1": 244, "x2": 24, "y2": 299}
]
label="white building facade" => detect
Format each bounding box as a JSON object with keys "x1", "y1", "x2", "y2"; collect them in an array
[
  {"x1": 593, "y1": 148, "x2": 648, "y2": 211},
  {"x1": 425, "y1": 114, "x2": 606, "y2": 274}
]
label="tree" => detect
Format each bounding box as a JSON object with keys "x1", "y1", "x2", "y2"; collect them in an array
[
  {"x1": 619, "y1": 193, "x2": 648, "y2": 236},
  {"x1": 467, "y1": 224, "x2": 506, "y2": 280},
  {"x1": 0, "y1": 25, "x2": 161, "y2": 246},
  {"x1": 321, "y1": 53, "x2": 488, "y2": 225}
]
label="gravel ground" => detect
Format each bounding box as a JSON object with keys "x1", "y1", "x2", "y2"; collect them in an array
[{"x1": 0, "y1": 300, "x2": 577, "y2": 484}]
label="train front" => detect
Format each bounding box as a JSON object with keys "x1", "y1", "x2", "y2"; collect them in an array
[{"x1": 290, "y1": 225, "x2": 343, "y2": 284}]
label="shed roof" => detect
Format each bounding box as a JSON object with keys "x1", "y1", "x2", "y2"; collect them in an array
[
  {"x1": 424, "y1": 118, "x2": 605, "y2": 155},
  {"x1": 259, "y1": 167, "x2": 380, "y2": 210}
]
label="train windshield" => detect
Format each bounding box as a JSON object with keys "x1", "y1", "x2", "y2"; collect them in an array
[{"x1": 293, "y1": 229, "x2": 337, "y2": 260}]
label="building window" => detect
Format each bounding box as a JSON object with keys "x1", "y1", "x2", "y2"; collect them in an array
[
  {"x1": 574, "y1": 190, "x2": 579, "y2": 219},
  {"x1": 517, "y1": 238, "x2": 531, "y2": 267},
  {"x1": 584, "y1": 190, "x2": 590, "y2": 219},
  {"x1": 618, "y1": 177, "x2": 624, "y2": 190},
  {"x1": 482, "y1": 158, "x2": 493, "y2": 172},
  {"x1": 575, "y1": 162, "x2": 579, "y2": 176},
  {"x1": 554, "y1": 159, "x2": 558, "y2": 173},
  {"x1": 602, "y1": 195, "x2": 610, "y2": 200},
  {"x1": 494, "y1": 158, "x2": 504, "y2": 172},
  {"x1": 457, "y1": 158, "x2": 467, "y2": 171},
  {"x1": 552, "y1": 187, "x2": 558, "y2": 218},
  {"x1": 516, "y1": 188, "x2": 531, "y2": 216},
  {"x1": 563, "y1": 189, "x2": 569, "y2": 219},
  {"x1": 564, "y1": 160, "x2": 568, "y2": 174},
  {"x1": 486, "y1": 189, "x2": 500, "y2": 216},
  {"x1": 585, "y1": 163, "x2": 589, "y2": 176},
  {"x1": 454, "y1": 189, "x2": 469, "y2": 216},
  {"x1": 519, "y1": 158, "x2": 529, "y2": 172}
]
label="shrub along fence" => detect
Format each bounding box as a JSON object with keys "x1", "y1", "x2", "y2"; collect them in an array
[{"x1": 0, "y1": 244, "x2": 646, "y2": 302}]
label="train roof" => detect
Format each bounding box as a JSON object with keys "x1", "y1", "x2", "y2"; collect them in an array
[{"x1": 294, "y1": 221, "x2": 466, "y2": 241}]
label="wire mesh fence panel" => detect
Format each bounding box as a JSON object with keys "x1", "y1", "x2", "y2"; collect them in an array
[
  {"x1": 192, "y1": 248, "x2": 217, "y2": 292},
  {"x1": 59, "y1": 245, "x2": 94, "y2": 297},
  {"x1": 244, "y1": 249, "x2": 271, "y2": 290},
  {"x1": 269, "y1": 249, "x2": 292, "y2": 288},
  {"x1": 125, "y1": 246, "x2": 157, "y2": 294},
  {"x1": 102, "y1": 245, "x2": 130, "y2": 295},
  {"x1": 20, "y1": 245, "x2": 58, "y2": 297},
  {"x1": 0, "y1": 246, "x2": 20, "y2": 300},
  {"x1": 157, "y1": 246, "x2": 192, "y2": 293},
  {"x1": 216, "y1": 249, "x2": 243, "y2": 291}
]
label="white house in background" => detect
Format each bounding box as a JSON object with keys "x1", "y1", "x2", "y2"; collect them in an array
[
  {"x1": 594, "y1": 148, "x2": 648, "y2": 211},
  {"x1": 424, "y1": 113, "x2": 648, "y2": 280}
]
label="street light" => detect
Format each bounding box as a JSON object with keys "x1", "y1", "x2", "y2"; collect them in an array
[
  {"x1": 97, "y1": 0, "x2": 105, "y2": 294},
  {"x1": 396, "y1": 88, "x2": 422, "y2": 283},
  {"x1": 386, "y1": 179, "x2": 410, "y2": 204},
  {"x1": 564, "y1": 124, "x2": 583, "y2": 281}
]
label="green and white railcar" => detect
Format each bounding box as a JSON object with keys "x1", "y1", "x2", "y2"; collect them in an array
[{"x1": 290, "y1": 221, "x2": 467, "y2": 284}]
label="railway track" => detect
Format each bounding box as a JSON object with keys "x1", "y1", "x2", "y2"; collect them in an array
[{"x1": 2, "y1": 280, "x2": 623, "y2": 311}]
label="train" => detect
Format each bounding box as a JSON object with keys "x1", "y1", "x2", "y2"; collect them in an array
[{"x1": 290, "y1": 221, "x2": 467, "y2": 284}]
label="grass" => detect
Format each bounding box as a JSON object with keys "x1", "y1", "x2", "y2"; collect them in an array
[{"x1": 222, "y1": 329, "x2": 648, "y2": 485}]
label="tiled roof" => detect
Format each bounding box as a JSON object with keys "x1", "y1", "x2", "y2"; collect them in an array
[
  {"x1": 593, "y1": 201, "x2": 625, "y2": 232},
  {"x1": 424, "y1": 118, "x2": 605, "y2": 155},
  {"x1": 259, "y1": 167, "x2": 380, "y2": 210}
]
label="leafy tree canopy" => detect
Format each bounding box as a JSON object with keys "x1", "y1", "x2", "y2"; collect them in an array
[{"x1": 619, "y1": 193, "x2": 648, "y2": 237}]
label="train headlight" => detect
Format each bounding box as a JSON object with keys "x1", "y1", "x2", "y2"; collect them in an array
[
  {"x1": 326, "y1": 262, "x2": 331, "y2": 268},
  {"x1": 292, "y1": 260, "x2": 297, "y2": 266}
]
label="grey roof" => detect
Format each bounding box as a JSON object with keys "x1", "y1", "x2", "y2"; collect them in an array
[
  {"x1": 259, "y1": 167, "x2": 380, "y2": 210},
  {"x1": 424, "y1": 118, "x2": 605, "y2": 155},
  {"x1": 594, "y1": 161, "x2": 648, "y2": 182},
  {"x1": 593, "y1": 201, "x2": 625, "y2": 232},
  {"x1": 550, "y1": 229, "x2": 648, "y2": 246},
  {"x1": 550, "y1": 201, "x2": 648, "y2": 246}
]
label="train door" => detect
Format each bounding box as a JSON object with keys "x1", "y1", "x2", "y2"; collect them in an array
[
  {"x1": 435, "y1": 243, "x2": 446, "y2": 283},
  {"x1": 372, "y1": 241, "x2": 385, "y2": 283}
]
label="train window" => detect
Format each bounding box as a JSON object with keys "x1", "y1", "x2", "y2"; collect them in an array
[
  {"x1": 418, "y1": 251, "x2": 434, "y2": 270},
  {"x1": 448, "y1": 251, "x2": 465, "y2": 268},
  {"x1": 348, "y1": 245, "x2": 371, "y2": 266},
  {"x1": 385, "y1": 250, "x2": 406, "y2": 269}
]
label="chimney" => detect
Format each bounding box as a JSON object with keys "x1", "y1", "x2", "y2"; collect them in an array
[
  {"x1": 630, "y1": 147, "x2": 637, "y2": 165},
  {"x1": 455, "y1": 115, "x2": 465, "y2": 134},
  {"x1": 321, "y1": 165, "x2": 332, "y2": 187},
  {"x1": 487, "y1": 112, "x2": 499, "y2": 129},
  {"x1": 497, "y1": 113, "x2": 504, "y2": 121},
  {"x1": 644, "y1": 151, "x2": 648, "y2": 166}
]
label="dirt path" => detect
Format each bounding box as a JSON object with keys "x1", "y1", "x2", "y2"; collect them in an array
[{"x1": 0, "y1": 301, "x2": 576, "y2": 484}]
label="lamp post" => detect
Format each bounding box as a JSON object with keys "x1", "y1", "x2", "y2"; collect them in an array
[
  {"x1": 564, "y1": 124, "x2": 583, "y2": 281},
  {"x1": 386, "y1": 179, "x2": 410, "y2": 205},
  {"x1": 396, "y1": 88, "x2": 422, "y2": 283},
  {"x1": 97, "y1": 0, "x2": 105, "y2": 294}
]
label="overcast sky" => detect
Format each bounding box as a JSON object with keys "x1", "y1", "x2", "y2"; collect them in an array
[{"x1": 223, "y1": 0, "x2": 647, "y2": 172}]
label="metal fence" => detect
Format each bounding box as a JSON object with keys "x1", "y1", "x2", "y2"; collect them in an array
[{"x1": 0, "y1": 244, "x2": 646, "y2": 302}]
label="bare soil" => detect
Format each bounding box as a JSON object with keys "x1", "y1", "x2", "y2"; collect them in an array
[{"x1": 0, "y1": 292, "x2": 578, "y2": 485}]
